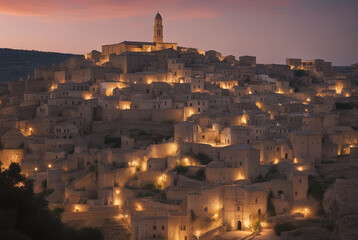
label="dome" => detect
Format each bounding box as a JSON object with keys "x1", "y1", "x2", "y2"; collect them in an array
[{"x1": 155, "y1": 12, "x2": 162, "y2": 20}]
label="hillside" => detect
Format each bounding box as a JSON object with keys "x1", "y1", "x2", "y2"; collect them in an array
[{"x1": 0, "y1": 48, "x2": 78, "y2": 82}]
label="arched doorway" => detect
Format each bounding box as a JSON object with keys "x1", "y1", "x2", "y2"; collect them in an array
[{"x1": 238, "y1": 221, "x2": 242, "y2": 230}]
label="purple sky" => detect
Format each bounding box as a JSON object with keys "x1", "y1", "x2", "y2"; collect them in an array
[{"x1": 0, "y1": 0, "x2": 357, "y2": 66}]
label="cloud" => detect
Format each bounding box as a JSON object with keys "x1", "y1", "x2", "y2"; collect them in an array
[
  {"x1": 0, "y1": 0, "x2": 145, "y2": 18},
  {"x1": 0, "y1": 0, "x2": 355, "y2": 23},
  {"x1": 0, "y1": 0, "x2": 297, "y2": 20}
]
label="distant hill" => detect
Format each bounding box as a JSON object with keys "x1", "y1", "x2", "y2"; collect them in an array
[{"x1": 0, "y1": 48, "x2": 79, "y2": 82}]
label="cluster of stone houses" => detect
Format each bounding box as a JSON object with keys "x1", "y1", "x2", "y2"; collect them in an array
[{"x1": 0, "y1": 12, "x2": 358, "y2": 240}]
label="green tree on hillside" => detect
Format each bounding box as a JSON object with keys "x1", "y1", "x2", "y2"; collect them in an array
[{"x1": 0, "y1": 162, "x2": 104, "y2": 240}]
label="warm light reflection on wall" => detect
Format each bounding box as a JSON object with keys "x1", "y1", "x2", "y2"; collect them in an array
[
  {"x1": 128, "y1": 160, "x2": 138, "y2": 168},
  {"x1": 73, "y1": 205, "x2": 86, "y2": 213},
  {"x1": 26, "y1": 127, "x2": 33, "y2": 136},
  {"x1": 82, "y1": 93, "x2": 93, "y2": 100},
  {"x1": 180, "y1": 157, "x2": 197, "y2": 166},
  {"x1": 241, "y1": 114, "x2": 248, "y2": 126},
  {"x1": 244, "y1": 220, "x2": 250, "y2": 229},
  {"x1": 335, "y1": 87, "x2": 343, "y2": 94},
  {"x1": 135, "y1": 203, "x2": 143, "y2": 211},
  {"x1": 156, "y1": 174, "x2": 168, "y2": 190},
  {"x1": 114, "y1": 199, "x2": 121, "y2": 206},
  {"x1": 49, "y1": 84, "x2": 57, "y2": 92},
  {"x1": 292, "y1": 207, "x2": 311, "y2": 216},
  {"x1": 255, "y1": 101, "x2": 263, "y2": 110},
  {"x1": 184, "y1": 107, "x2": 195, "y2": 121},
  {"x1": 234, "y1": 172, "x2": 244, "y2": 181},
  {"x1": 118, "y1": 101, "x2": 131, "y2": 110}
]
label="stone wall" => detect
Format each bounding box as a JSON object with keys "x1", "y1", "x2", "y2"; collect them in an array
[{"x1": 0, "y1": 149, "x2": 25, "y2": 168}]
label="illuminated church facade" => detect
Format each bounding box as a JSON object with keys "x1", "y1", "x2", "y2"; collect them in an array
[{"x1": 102, "y1": 12, "x2": 177, "y2": 55}]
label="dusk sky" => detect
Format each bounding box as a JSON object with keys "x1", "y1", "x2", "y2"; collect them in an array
[{"x1": 0, "y1": 0, "x2": 357, "y2": 66}]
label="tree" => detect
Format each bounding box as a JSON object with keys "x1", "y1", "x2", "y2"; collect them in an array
[{"x1": 0, "y1": 162, "x2": 104, "y2": 240}]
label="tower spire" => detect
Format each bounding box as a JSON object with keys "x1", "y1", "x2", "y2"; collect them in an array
[{"x1": 154, "y1": 12, "x2": 163, "y2": 44}]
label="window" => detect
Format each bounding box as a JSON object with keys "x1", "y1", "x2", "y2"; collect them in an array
[
  {"x1": 153, "y1": 225, "x2": 157, "y2": 230},
  {"x1": 237, "y1": 206, "x2": 240, "y2": 211},
  {"x1": 295, "y1": 192, "x2": 298, "y2": 196},
  {"x1": 162, "y1": 225, "x2": 165, "y2": 230},
  {"x1": 204, "y1": 207, "x2": 208, "y2": 212}
]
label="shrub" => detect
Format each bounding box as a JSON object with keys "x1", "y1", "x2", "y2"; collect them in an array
[
  {"x1": 138, "y1": 130, "x2": 148, "y2": 136},
  {"x1": 308, "y1": 175, "x2": 324, "y2": 201},
  {"x1": 104, "y1": 136, "x2": 121, "y2": 148},
  {"x1": 335, "y1": 102, "x2": 355, "y2": 110},
  {"x1": 294, "y1": 70, "x2": 308, "y2": 77},
  {"x1": 325, "y1": 223, "x2": 334, "y2": 231},
  {"x1": 88, "y1": 165, "x2": 97, "y2": 172},
  {"x1": 190, "y1": 210, "x2": 196, "y2": 222},
  {"x1": 267, "y1": 191, "x2": 276, "y2": 217},
  {"x1": 174, "y1": 165, "x2": 189, "y2": 174},
  {"x1": 194, "y1": 168, "x2": 205, "y2": 181},
  {"x1": 52, "y1": 208, "x2": 64, "y2": 218},
  {"x1": 42, "y1": 180, "x2": 47, "y2": 190},
  {"x1": 136, "y1": 192, "x2": 154, "y2": 198},
  {"x1": 196, "y1": 153, "x2": 212, "y2": 165}
]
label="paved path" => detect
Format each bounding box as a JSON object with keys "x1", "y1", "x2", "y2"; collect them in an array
[
  {"x1": 253, "y1": 229, "x2": 280, "y2": 240},
  {"x1": 217, "y1": 230, "x2": 252, "y2": 239},
  {"x1": 216, "y1": 229, "x2": 279, "y2": 240}
]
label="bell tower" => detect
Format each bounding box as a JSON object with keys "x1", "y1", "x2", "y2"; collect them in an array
[{"x1": 153, "y1": 12, "x2": 163, "y2": 44}]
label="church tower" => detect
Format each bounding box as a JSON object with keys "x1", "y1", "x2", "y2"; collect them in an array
[{"x1": 153, "y1": 12, "x2": 163, "y2": 44}]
